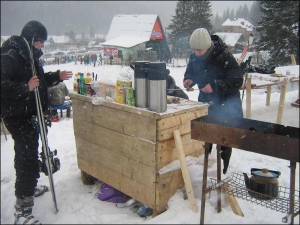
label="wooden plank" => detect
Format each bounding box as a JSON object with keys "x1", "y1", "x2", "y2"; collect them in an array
[
  {"x1": 266, "y1": 86, "x2": 272, "y2": 106},
  {"x1": 277, "y1": 84, "x2": 287, "y2": 124},
  {"x1": 157, "y1": 140, "x2": 203, "y2": 164},
  {"x1": 73, "y1": 119, "x2": 156, "y2": 166},
  {"x1": 70, "y1": 93, "x2": 209, "y2": 119},
  {"x1": 155, "y1": 169, "x2": 185, "y2": 214},
  {"x1": 223, "y1": 183, "x2": 244, "y2": 217},
  {"x1": 173, "y1": 130, "x2": 198, "y2": 213},
  {"x1": 77, "y1": 157, "x2": 155, "y2": 208},
  {"x1": 74, "y1": 105, "x2": 157, "y2": 142},
  {"x1": 157, "y1": 122, "x2": 191, "y2": 141},
  {"x1": 157, "y1": 151, "x2": 203, "y2": 171},
  {"x1": 157, "y1": 133, "x2": 204, "y2": 152},
  {"x1": 290, "y1": 54, "x2": 296, "y2": 65},
  {"x1": 76, "y1": 137, "x2": 156, "y2": 188},
  {"x1": 157, "y1": 109, "x2": 208, "y2": 131},
  {"x1": 246, "y1": 77, "x2": 252, "y2": 119}
]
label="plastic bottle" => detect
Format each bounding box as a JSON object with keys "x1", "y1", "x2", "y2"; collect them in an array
[
  {"x1": 73, "y1": 73, "x2": 79, "y2": 93},
  {"x1": 79, "y1": 73, "x2": 86, "y2": 95}
]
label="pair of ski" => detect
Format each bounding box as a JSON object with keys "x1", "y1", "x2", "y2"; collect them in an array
[
  {"x1": 23, "y1": 37, "x2": 59, "y2": 213},
  {"x1": 238, "y1": 34, "x2": 254, "y2": 101}
]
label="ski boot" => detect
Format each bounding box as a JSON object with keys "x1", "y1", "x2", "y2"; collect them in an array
[{"x1": 14, "y1": 196, "x2": 41, "y2": 224}]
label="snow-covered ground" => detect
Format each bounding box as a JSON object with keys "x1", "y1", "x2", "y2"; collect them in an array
[{"x1": 1, "y1": 60, "x2": 299, "y2": 224}]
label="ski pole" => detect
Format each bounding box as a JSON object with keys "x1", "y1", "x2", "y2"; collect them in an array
[
  {"x1": 1, "y1": 117, "x2": 7, "y2": 141},
  {"x1": 242, "y1": 56, "x2": 252, "y2": 102},
  {"x1": 23, "y1": 37, "x2": 59, "y2": 213}
]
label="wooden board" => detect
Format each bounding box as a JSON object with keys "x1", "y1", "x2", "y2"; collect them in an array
[
  {"x1": 76, "y1": 137, "x2": 156, "y2": 188},
  {"x1": 77, "y1": 157, "x2": 155, "y2": 208},
  {"x1": 74, "y1": 104, "x2": 157, "y2": 142},
  {"x1": 73, "y1": 119, "x2": 156, "y2": 166}
]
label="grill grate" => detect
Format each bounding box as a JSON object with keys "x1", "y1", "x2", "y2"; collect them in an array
[{"x1": 209, "y1": 172, "x2": 300, "y2": 215}]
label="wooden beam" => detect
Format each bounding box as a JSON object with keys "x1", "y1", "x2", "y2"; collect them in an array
[
  {"x1": 223, "y1": 183, "x2": 244, "y2": 217},
  {"x1": 290, "y1": 54, "x2": 296, "y2": 65},
  {"x1": 173, "y1": 129, "x2": 198, "y2": 213},
  {"x1": 246, "y1": 77, "x2": 252, "y2": 119},
  {"x1": 277, "y1": 84, "x2": 287, "y2": 124},
  {"x1": 266, "y1": 86, "x2": 272, "y2": 106}
]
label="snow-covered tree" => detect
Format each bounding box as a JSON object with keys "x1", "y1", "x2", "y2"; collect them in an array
[
  {"x1": 89, "y1": 26, "x2": 95, "y2": 39},
  {"x1": 249, "y1": 1, "x2": 263, "y2": 27},
  {"x1": 168, "y1": 0, "x2": 213, "y2": 58},
  {"x1": 213, "y1": 13, "x2": 223, "y2": 32},
  {"x1": 256, "y1": 1, "x2": 299, "y2": 66}
]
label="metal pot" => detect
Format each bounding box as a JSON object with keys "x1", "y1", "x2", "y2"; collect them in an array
[{"x1": 243, "y1": 168, "x2": 281, "y2": 200}]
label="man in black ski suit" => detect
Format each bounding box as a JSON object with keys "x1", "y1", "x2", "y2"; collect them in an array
[
  {"x1": 183, "y1": 28, "x2": 243, "y2": 174},
  {"x1": 166, "y1": 69, "x2": 189, "y2": 100},
  {"x1": 1, "y1": 20, "x2": 73, "y2": 224}
]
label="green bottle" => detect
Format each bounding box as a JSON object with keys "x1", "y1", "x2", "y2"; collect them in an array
[{"x1": 79, "y1": 73, "x2": 86, "y2": 95}]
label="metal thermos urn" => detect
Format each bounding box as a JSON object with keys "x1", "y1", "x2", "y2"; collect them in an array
[
  {"x1": 147, "y1": 63, "x2": 167, "y2": 113},
  {"x1": 130, "y1": 61, "x2": 149, "y2": 108}
]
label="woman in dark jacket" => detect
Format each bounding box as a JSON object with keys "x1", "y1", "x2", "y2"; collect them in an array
[
  {"x1": 183, "y1": 28, "x2": 244, "y2": 174},
  {"x1": 1, "y1": 20, "x2": 72, "y2": 224}
]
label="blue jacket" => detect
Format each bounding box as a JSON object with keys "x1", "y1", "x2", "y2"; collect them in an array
[{"x1": 184, "y1": 35, "x2": 243, "y2": 118}]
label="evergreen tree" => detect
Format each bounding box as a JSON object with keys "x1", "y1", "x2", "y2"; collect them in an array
[
  {"x1": 256, "y1": 1, "x2": 299, "y2": 65},
  {"x1": 65, "y1": 30, "x2": 76, "y2": 42},
  {"x1": 90, "y1": 26, "x2": 95, "y2": 39},
  {"x1": 168, "y1": 0, "x2": 192, "y2": 57},
  {"x1": 235, "y1": 5, "x2": 243, "y2": 18},
  {"x1": 213, "y1": 13, "x2": 223, "y2": 32},
  {"x1": 249, "y1": 1, "x2": 263, "y2": 26},
  {"x1": 230, "y1": 9, "x2": 235, "y2": 20},
  {"x1": 168, "y1": 0, "x2": 213, "y2": 57},
  {"x1": 189, "y1": 0, "x2": 213, "y2": 32},
  {"x1": 241, "y1": 4, "x2": 249, "y2": 19}
]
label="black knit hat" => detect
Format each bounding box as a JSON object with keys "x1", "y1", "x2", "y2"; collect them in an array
[{"x1": 21, "y1": 20, "x2": 48, "y2": 42}]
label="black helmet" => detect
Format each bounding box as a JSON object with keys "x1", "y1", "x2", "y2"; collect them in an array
[{"x1": 21, "y1": 20, "x2": 47, "y2": 42}]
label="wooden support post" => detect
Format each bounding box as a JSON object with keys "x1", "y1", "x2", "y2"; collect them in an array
[
  {"x1": 223, "y1": 183, "x2": 244, "y2": 217},
  {"x1": 200, "y1": 142, "x2": 210, "y2": 224},
  {"x1": 276, "y1": 84, "x2": 287, "y2": 124},
  {"x1": 173, "y1": 130, "x2": 198, "y2": 213},
  {"x1": 289, "y1": 161, "x2": 296, "y2": 224},
  {"x1": 246, "y1": 77, "x2": 252, "y2": 119},
  {"x1": 290, "y1": 54, "x2": 296, "y2": 65},
  {"x1": 266, "y1": 86, "x2": 272, "y2": 106},
  {"x1": 216, "y1": 145, "x2": 222, "y2": 213}
]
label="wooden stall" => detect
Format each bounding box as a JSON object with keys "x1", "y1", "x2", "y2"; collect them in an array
[{"x1": 69, "y1": 93, "x2": 209, "y2": 216}]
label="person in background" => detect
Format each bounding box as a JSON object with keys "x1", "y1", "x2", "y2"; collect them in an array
[
  {"x1": 48, "y1": 82, "x2": 69, "y2": 122},
  {"x1": 109, "y1": 54, "x2": 113, "y2": 65},
  {"x1": 98, "y1": 53, "x2": 103, "y2": 65},
  {"x1": 183, "y1": 28, "x2": 243, "y2": 174},
  {"x1": 1, "y1": 20, "x2": 73, "y2": 224},
  {"x1": 166, "y1": 69, "x2": 189, "y2": 100}
]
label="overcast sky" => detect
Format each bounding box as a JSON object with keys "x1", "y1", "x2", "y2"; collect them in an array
[{"x1": 1, "y1": 1, "x2": 254, "y2": 36}]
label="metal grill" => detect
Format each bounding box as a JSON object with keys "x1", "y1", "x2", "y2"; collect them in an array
[{"x1": 209, "y1": 172, "x2": 300, "y2": 215}]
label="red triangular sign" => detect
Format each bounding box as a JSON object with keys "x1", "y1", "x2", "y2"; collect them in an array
[{"x1": 151, "y1": 19, "x2": 164, "y2": 40}]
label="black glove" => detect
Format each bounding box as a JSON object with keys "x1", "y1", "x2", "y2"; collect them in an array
[{"x1": 221, "y1": 146, "x2": 232, "y2": 174}]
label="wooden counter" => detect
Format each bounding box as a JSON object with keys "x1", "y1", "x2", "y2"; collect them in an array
[{"x1": 69, "y1": 93, "x2": 209, "y2": 215}]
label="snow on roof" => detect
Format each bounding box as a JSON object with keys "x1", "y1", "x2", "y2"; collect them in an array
[
  {"x1": 214, "y1": 32, "x2": 243, "y2": 47},
  {"x1": 48, "y1": 35, "x2": 71, "y2": 43},
  {"x1": 102, "y1": 34, "x2": 149, "y2": 48},
  {"x1": 103, "y1": 14, "x2": 158, "y2": 48},
  {"x1": 222, "y1": 18, "x2": 255, "y2": 31}
]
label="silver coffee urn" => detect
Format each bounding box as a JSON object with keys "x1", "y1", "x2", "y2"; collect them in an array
[
  {"x1": 130, "y1": 61, "x2": 149, "y2": 108},
  {"x1": 147, "y1": 62, "x2": 167, "y2": 113}
]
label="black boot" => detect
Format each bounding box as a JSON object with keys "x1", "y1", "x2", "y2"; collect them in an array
[
  {"x1": 221, "y1": 147, "x2": 232, "y2": 174},
  {"x1": 14, "y1": 196, "x2": 41, "y2": 224}
]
